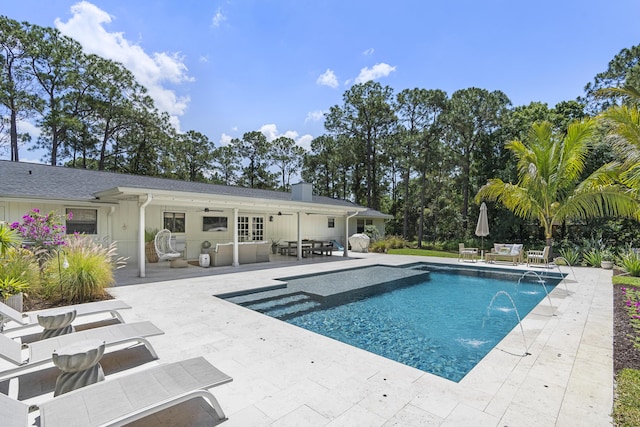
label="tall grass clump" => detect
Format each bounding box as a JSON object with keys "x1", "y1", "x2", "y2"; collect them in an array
[
  {"x1": 0, "y1": 248, "x2": 39, "y2": 293},
  {"x1": 44, "y1": 235, "x2": 127, "y2": 303}
]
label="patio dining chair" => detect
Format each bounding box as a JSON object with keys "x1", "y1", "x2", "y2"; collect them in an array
[
  {"x1": 527, "y1": 246, "x2": 550, "y2": 267},
  {"x1": 154, "y1": 229, "x2": 182, "y2": 261}
]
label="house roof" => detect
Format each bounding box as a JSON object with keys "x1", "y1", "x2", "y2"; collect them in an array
[
  {"x1": 355, "y1": 208, "x2": 393, "y2": 219},
  {"x1": 0, "y1": 161, "x2": 383, "y2": 215}
]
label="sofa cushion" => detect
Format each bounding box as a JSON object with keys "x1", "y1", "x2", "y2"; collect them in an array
[
  {"x1": 499, "y1": 246, "x2": 511, "y2": 255},
  {"x1": 510, "y1": 244, "x2": 523, "y2": 255}
]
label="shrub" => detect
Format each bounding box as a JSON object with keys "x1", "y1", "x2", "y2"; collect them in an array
[
  {"x1": 582, "y1": 249, "x2": 602, "y2": 267},
  {"x1": 619, "y1": 250, "x2": 640, "y2": 277},
  {"x1": 44, "y1": 235, "x2": 127, "y2": 303},
  {"x1": 0, "y1": 277, "x2": 29, "y2": 300},
  {"x1": 0, "y1": 248, "x2": 38, "y2": 290},
  {"x1": 0, "y1": 222, "x2": 22, "y2": 257},
  {"x1": 557, "y1": 247, "x2": 581, "y2": 266},
  {"x1": 369, "y1": 235, "x2": 408, "y2": 253},
  {"x1": 10, "y1": 209, "x2": 71, "y2": 268}
]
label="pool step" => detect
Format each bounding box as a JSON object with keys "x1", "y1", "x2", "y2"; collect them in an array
[{"x1": 239, "y1": 292, "x2": 322, "y2": 319}]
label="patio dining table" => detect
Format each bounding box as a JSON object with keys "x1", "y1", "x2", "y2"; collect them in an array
[{"x1": 283, "y1": 240, "x2": 328, "y2": 257}]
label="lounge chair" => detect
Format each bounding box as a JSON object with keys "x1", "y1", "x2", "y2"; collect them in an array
[
  {"x1": 0, "y1": 299, "x2": 131, "y2": 333},
  {"x1": 0, "y1": 321, "x2": 163, "y2": 381},
  {"x1": 458, "y1": 243, "x2": 478, "y2": 262},
  {"x1": 527, "y1": 246, "x2": 551, "y2": 267},
  {"x1": 154, "y1": 229, "x2": 182, "y2": 261},
  {"x1": 0, "y1": 356, "x2": 232, "y2": 427}
]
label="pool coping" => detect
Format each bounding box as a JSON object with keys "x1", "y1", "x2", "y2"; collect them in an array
[{"x1": 104, "y1": 253, "x2": 612, "y2": 426}]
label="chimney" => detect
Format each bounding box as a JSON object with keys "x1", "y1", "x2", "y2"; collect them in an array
[{"x1": 292, "y1": 182, "x2": 313, "y2": 202}]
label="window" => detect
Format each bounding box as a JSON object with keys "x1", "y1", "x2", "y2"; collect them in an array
[
  {"x1": 328, "y1": 217, "x2": 335, "y2": 228},
  {"x1": 203, "y1": 216, "x2": 228, "y2": 232},
  {"x1": 356, "y1": 218, "x2": 373, "y2": 234},
  {"x1": 163, "y1": 212, "x2": 185, "y2": 233},
  {"x1": 66, "y1": 208, "x2": 97, "y2": 234}
]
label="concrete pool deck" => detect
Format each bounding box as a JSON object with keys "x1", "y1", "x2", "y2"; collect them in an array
[{"x1": 102, "y1": 253, "x2": 613, "y2": 426}]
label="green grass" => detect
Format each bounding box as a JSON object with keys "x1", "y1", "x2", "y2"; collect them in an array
[
  {"x1": 613, "y1": 369, "x2": 640, "y2": 427},
  {"x1": 387, "y1": 248, "x2": 459, "y2": 258},
  {"x1": 613, "y1": 275, "x2": 640, "y2": 287}
]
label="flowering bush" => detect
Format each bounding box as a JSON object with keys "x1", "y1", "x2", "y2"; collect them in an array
[
  {"x1": 11, "y1": 209, "x2": 71, "y2": 246},
  {"x1": 10, "y1": 209, "x2": 72, "y2": 267},
  {"x1": 621, "y1": 286, "x2": 640, "y2": 349}
]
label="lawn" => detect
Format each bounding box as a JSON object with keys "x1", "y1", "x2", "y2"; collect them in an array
[{"x1": 387, "y1": 248, "x2": 459, "y2": 258}]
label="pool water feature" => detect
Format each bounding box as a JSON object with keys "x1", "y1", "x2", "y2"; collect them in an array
[{"x1": 224, "y1": 264, "x2": 563, "y2": 382}]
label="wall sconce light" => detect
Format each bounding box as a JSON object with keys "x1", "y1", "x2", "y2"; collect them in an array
[{"x1": 269, "y1": 216, "x2": 274, "y2": 222}]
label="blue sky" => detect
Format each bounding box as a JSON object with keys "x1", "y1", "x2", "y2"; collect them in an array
[{"x1": 3, "y1": 0, "x2": 640, "y2": 162}]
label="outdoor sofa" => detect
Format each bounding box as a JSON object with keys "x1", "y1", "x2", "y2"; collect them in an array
[
  {"x1": 485, "y1": 243, "x2": 524, "y2": 265},
  {"x1": 209, "y1": 241, "x2": 270, "y2": 266}
]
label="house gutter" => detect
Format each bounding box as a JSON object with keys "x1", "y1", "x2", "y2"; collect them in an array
[
  {"x1": 138, "y1": 193, "x2": 153, "y2": 277},
  {"x1": 107, "y1": 206, "x2": 116, "y2": 245}
]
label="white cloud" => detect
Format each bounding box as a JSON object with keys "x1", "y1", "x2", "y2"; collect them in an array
[
  {"x1": 305, "y1": 110, "x2": 325, "y2": 123},
  {"x1": 297, "y1": 134, "x2": 313, "y2": 151},
  {"x1": 362, "y1": 48, "x2": 374, "y2": 56},
  {"x1": 260, "y1": 124, "x2": 279, "y2": 142},
  {"x1": 219, "y1": 133, "x2": 233, "y2": 146},
  {"x1": 211, "y1": 8, "x2": 226, "y2": 28},
  {"x1": 257, "y1": 124, "x2": 311, "y2": 151},
  {"x1": 199, "y1": 55, "x2": 209, "y2": 63},
  {"x1": 355, "y1": 63, "x2": 397, "y2": 83},
  {"x1": 55, "y1": 1, "x2": 192, "y2": 130},
  {"x1": 316, "y1": 69, "x2": 339, "y2": 88}
]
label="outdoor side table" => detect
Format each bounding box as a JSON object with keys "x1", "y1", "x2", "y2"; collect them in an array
[
  {"x1": 52, "y1": 339, "x2": 106, "y2": 396},
  {"x1": 37, "y1": 309, "x2": 77, "y2": 340}
]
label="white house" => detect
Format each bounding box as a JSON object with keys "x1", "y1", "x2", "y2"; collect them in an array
[{"x1": 0, "y1": 161, "x2": 391, "y2": 276}]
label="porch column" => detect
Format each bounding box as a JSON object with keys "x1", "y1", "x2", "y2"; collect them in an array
[
  {"x1": 138, "y1": 194, "x2": 153, "y2": 277},
  {"x1": 232, "y1": 208, "x2": 239, "y2": 267},
  {"x1": 297, "y1": 211, "x2": 302, "y2": 260}
]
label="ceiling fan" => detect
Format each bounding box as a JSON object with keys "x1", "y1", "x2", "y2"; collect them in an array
[
  {"x1": 269, "y1": 211, "x2": 293, "y2": 216},
  {"x1": 199, "y1": 208, "x2": 224, "y2": 212}
]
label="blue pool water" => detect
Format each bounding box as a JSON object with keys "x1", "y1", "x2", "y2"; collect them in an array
[{"x1": 283, "y1": 266, "x2": 559, "y2": 382}]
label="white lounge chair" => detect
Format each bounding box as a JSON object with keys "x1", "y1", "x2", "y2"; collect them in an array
[
  {"x1": 154, "y1": 229, "x2": 182, "y2": 261},
  {"x1": 0, "y1": 299, "x2": 131, "y2": 333},
  {"x1": 0, "y1": 321, "x2": 163, "y2": 381},
  {"x1": 0, "y1": 356, "x2": 232, "y2": 427}
]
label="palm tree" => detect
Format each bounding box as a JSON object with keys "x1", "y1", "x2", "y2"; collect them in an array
[
  {"x1": 476, "y1": 119, "x2": 639, "y2": 249},
  {"x1": 599, "y1": 85, "x2": 640, "y2": 189}
]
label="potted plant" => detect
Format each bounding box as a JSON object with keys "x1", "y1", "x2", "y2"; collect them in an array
[
  {"x1": 145, "y1": 228, "x2": 159, "y2": 263},
  {"x1": 0, "y1": 276, "x2": 28, "y2": 311},
  {"x1": 271, "y1": 239, "x2": 280, "y2": 254},
  {"x1": 601, "y1": 249, "x2": 615, "y2": 269}
]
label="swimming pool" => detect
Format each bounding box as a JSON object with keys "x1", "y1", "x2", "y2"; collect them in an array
[{"x1": 226, "y1": 263, "x2": 563, "y2": 382}]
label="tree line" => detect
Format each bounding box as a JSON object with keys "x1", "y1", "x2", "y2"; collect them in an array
[{"x1": 2, "y1": 15, "x2": 640, "y2": 247}]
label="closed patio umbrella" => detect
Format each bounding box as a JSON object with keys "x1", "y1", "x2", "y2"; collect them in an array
[{"x1": 475, "y1": 202, "x2": 489, "y2": 259}]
